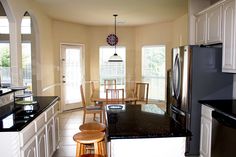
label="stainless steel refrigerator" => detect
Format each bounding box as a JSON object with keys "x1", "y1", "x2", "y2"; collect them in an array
[{"x1": 170, "y1": 45, "x2": 233, "y2": 155}]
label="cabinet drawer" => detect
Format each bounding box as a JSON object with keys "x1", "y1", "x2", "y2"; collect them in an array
[
  {"x1": 34, "y1": 113, "x2": 46, "y2": 132},
  {"x1": 53, "y1": 101, "x2": 59, "y2": 114},
  {"x1": 20, "y1": 122, "x2": 35, "y2": 147},
  {"x1": 45, "y1": 107, "x2": 53, "y2": 122}
]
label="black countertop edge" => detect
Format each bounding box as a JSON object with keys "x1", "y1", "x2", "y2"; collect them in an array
[
  {"x1": 199, "y1": 99, "x2": 236, "y2": 121},
  {"x1": 107, "y1": 134, "x2": 191, "y2": 141},
  {"x1": 0, "y1": 88, "x2": 13, "y2": 96},
  {"x1": 0, "y1": 96, "x2": 60, "y2": 132}
]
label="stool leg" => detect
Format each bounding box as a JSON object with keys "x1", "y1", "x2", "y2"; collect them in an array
[
  {"x1": 94, "y1": 142, "x2": 99, "y2": 155},
  {"x1": 75, "y1": 142, "x2": 80, "y2": 157},
  {"x1": 100, "y1": 111, "x2": 102, "y2": 123}
]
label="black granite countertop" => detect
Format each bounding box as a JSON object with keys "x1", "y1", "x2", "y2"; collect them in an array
[
  {"x1": 199, "y1": 99, "x2": 236, "y2": 120},
  {"x1": 105, "y1": 104, "x2": 190, "y2": 140},
  {"x1": 0, "y1": 96, "x2": 59, "y2": 131}
]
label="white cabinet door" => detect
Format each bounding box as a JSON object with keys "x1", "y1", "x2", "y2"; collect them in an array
[
  {"x1": 54, "y1": 114, "x2": 60, "y2": 149},
  {"x1": 222, "y1": 0, "x2": 236, "y2": 72},
  {"x1": 196, "y1": 13, "x2": 207, "y2": 44},
  {"x1": 200, "y1": 117, "x2": 212, "y2": 157},
  {"x1": 36, "y1": 128, "x2": 47, "y2": 157},
  {"x1": 200, "y1": 105, "x2": 214, "y2": 157},
  {"x1": 21, "y1": 137, "x2": 37, "y2": 157},
  {"x1": 207, "y1": 5, "x2": 222, "y2": 44},
  {"x1": 46, "y1": 118, "x2": 54, "y2": 157}
]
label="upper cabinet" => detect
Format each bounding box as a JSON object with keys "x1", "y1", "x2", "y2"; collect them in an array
[
  {"x1": 207, "y1": 5, "x2": 222, "y2": 43},
  {"x1": 196, "y1": 13, "x2": 207, "y2": 44},
  {"x1": 195, "y1": 0, "x2": 236, "y2": 73},
  {"x1": 222, "y1": 0, "x2": 236, "y2": 72},
  {"x1": 195, "y1": 3, "x2": 222, "y2": 45}
]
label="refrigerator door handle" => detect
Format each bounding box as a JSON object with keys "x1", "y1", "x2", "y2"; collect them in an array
[{"x1": 171, "y1": 104, "x2": 186, "y2": 116}]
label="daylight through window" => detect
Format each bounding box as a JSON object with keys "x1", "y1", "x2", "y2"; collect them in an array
[{"x1": 142, "y1": 45, "x2": 166, "y2": 101}]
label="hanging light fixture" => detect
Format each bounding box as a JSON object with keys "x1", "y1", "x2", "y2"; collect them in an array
[{"x1": 107, "y1": 14, "x2": 123, "y2": 62}]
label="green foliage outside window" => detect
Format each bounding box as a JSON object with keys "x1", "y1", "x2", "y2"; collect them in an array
[{"x1": 0, "y1": 47, "x2": 10, "y2": 67}]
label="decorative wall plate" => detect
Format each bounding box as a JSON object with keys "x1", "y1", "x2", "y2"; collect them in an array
[{"x1": 107, "y1": 34, "x2": 118, "y2": 46}]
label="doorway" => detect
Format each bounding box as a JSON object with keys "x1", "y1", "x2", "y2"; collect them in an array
[{"x1": 60, "y1": 44, "x2": 84, "y2": 111}]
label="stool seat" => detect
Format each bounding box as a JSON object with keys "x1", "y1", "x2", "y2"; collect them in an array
[
  {"x1": 73, "y1": 131, "x2": 105, "y2": 144},
  {"x1": 81, "y1": 154, "x2": 104, "y2": 157},
  {"x1": 79, "y1": 122, "x2": 106, "y2": 132}
]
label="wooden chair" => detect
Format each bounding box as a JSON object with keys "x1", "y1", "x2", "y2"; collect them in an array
[
  {"x1": 134, "y1": 83, "x2": 149, "y2": 104},
  {"x1": 104, "y1": 79, "x2": 116, "y2": 92},
  {"x1": 80, "y1": 85, "x2": 103, "y2": 124},
  {"x1": 105, "y1": 89, "x2": 124, "y2": 104}
]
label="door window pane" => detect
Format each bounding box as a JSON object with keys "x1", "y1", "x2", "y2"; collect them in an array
[
  {"x1": 99, "y1": 47, "x2": 126, "y2": 94},
  {"x1": 64, "y1": 48, "x2": 82, "y2": 104},
  {"x1": 0, "y1": 43, "x2": 10, "y2": 87},
  {"x1": 142, "y1": 45, "x2": 166, "y2": 101}
]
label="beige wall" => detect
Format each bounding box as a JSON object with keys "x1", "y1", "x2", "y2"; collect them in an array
[
  {"x1": 172, "y1": 14, "x2": 188, "y2": 48},
  {"x1": 52, "y1": 20, "x2": 89, "y2": 97}
]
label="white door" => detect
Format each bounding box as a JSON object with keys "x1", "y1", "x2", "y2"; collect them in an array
[{"x1": 61, "y1": 44, "x2": 84, "y2": 111}]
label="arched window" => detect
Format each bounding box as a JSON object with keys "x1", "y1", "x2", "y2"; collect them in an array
[
  {"x1": 21, "y1": 12, "x2": 34, "y2": 93},
  {"x1": 0, "y1": 2, "x2": 10, "y2": 87}
]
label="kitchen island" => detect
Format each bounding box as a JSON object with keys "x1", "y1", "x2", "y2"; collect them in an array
[{"x1": 105, "y1": 104, "x2": 190, "y2": 157}]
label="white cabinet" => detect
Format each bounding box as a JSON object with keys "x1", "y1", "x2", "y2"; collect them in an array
[
  {"x1": 222, "y1": 0, "x2": 236, "y2": 72},
  {"x1": 206, "y1": 5, "x2": 222, "y2": 44},
  {"x1": 21, "y1": 137, "x2": 37, "y2": 157},
  {"x1": 200, "y1": 105, "x2": 214, "y2": 157},
  {"x1": 36, "y1": 128, "x2": 47, "y2": 157},
  {"x1": 46, "y1": 118, "x2": 54, "y2": 157},
  {"x1": 195, "y1": 2, "x2": 223, "y2": 45},
  {"x1": 196, "y1": 13, "x2": 207, "y2": 44},
  {"x1": 54, "y1": 114, "x2": 60, "y2": 148}
]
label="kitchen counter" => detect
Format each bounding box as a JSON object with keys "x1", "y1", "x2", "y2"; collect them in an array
[
  {"x1": 105, "y1": 104, "x2": 190, "y2": 140},
  {"x1": 199, "y1": 99, "x2": 236, "y2": 120},
  {"x1": 0, "y1": 96, "x2": 59, "y2": 131}
]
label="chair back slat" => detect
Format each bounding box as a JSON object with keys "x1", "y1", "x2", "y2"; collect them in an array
[
  {"x1": 134, "y1": 83, "x2": 149, "y2": 104},
  {"x1": 106, "y1": 89, "x2": 124, "y2": 104}
]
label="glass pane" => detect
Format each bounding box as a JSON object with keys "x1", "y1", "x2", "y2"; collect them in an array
[
  {"x1": 21, "y1": 16, "x2": 31, "y2": 34},
  {"x1": 99, "y1": 47, "x2": 126, "y2": 94},
  {"x1": 65, "y1": 48, "x2": 81, "y2": 104},
  {"x1": 0, "y1": 43, "x2": 10, "y2": 87},
  {"x1": 0, "y1": 16, "x2": 9, "y2": 34},
  {"x1": 22, "y1": 43, "x2": 32, "y2": 91},
  {"x1": 142, "y1": 46, "x2": 166, "y2": 100}
]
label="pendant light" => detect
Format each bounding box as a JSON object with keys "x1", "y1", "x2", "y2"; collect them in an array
[{"x1": 107, "y1": 14, "x2": 123, "y2": 62}]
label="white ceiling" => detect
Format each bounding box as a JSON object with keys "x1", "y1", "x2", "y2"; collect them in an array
[{"x1": 34, "y1": 0, "x2": 188, "y2": 26}]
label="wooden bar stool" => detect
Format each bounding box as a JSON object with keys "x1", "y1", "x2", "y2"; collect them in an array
[
  {"x1": 73, "y1": 131, "x2": 105, "y2": 157},
  {"x1": 79, "y1": 122, "x2": 106, "y2": 132}
]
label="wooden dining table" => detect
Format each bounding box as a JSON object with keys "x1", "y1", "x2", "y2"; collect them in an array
[{"x1": 90, "y1": 89, "x2": 137, "y2": 104}]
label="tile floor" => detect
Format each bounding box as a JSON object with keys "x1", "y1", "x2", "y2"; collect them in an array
[{"x1": 53, "y1": 109, "x2": 98, "y2": 157}]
